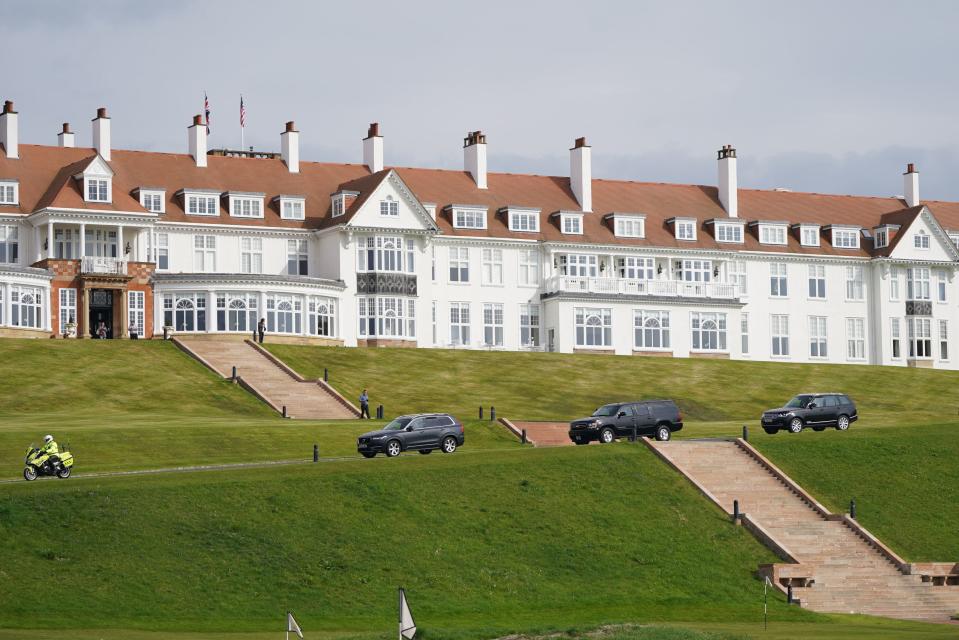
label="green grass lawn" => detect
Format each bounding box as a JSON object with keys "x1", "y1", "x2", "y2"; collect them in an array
[
  {"x1": 753, "y1": 422, "x2": 959, "y2": 561},
  {"x1": 265, "y1": 345, "x2": 959, "y2": 427}
]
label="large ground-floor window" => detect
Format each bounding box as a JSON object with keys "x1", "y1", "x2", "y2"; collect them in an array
[
  {"x1": 633, "y1": 310, "x2": 670, "y2": 349},
  {"x1": 216, "y1": 293, "x2": 258, "y2": 333},
  {"x1": 520, "y1": 303, "x2": 540, "y2": 347},
  {"x1": 907, "y1": 317, "x2": 931, "y2": 359},
  {"x1": 12, "y1": 285, "x2": 43, "y2": 329},
  {"x1": 690, "y1": 312, "x2": 726, "y2": 351},
  {"x1": 575, "y1": 307, "x2": 612, "y2": 347},
  {"x1": 450, "y1": 302, "x2": 470, "y2": 345},
  {"x1": 847, "y1": 317, "x2": 866, "y2": 360},
  {"x1": 128, "y1": 291, "x2": 144, "y2": 337},
  {"x1": 308, "y1": 297, "x2": 336, "y2": 337},
  {"x1": 483, "y1": 303, "x2": 504, "y2": 347},
  {"x1": 59, "y1": 288, "x2": 77, "y2": 332},
  {"x1": 163, "y1": 292, "x2": 207, "y2": 331},
  {"x1": 359, "y1": 296, "x2": 415, "y2": 339},
  {"x1": 267, "y1": 294, "x2": 302, "y2": 334}
]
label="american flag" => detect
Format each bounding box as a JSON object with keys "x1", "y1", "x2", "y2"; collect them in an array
[
  {"x1": 204, "y1": 92, "x2": 211, "y2": 134},
  {"x1": 240, "y1": 96, "x2": 246, "y2": 128}
]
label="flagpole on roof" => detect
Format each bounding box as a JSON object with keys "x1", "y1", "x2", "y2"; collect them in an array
[{"x1": 240, "y1": 94, "x2": 245, "y2": 152}]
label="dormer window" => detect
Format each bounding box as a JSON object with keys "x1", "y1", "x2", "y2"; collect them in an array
[
  {"x1": 559, "y1": 212, "x2": 583, "y2": 235},
  {"x1": 0, "y1": 180, "x2": 18, "y2": 205},
  {"x1": 915, "y1": 230, "x2": 930, "y2": 249},
  {"x1": 380, "y1": 196, "x2": 399, "y2": 217},
  {"x1": 875, "y1": 228, "x2": 888, "y2": 248},
  {"x1": 451, "y1": 206, "x2": 487, "y2": 230},
  {"x1": 136, "y1": 188, "x2": 165, "y2": 213},
  {"x1": 609, "y1": 214, "x2": 645, "y2": 238},
  {"x1": 228, "y1": 192, "x2": 265, "y2": 218},
  {"x1": 276, "y1": 195, "x2": 305, "y2": 220},
  {"x1": 330, "y1": 190, "x2": 358, "y2": 219},
  {"x1": 505, "y1": 207, "x2": 540, "y2": 232},
  {"x1": 949, "y1": 233, "x2": 959, "y2": 250},
  {"x1": 714, "y1": 221, "x2": 743, "y2": 243},
  {"x1": 332, "y1": 195, "x2": 345, "y2": 217},
  {"x1": 799, "y1": 224, "x2": 820, "y2": 247},
  {"x1": 757, "y1": 223, "x2": 787, "y2": 245},
  {"x1": 86, "y1": 177, "x2": 110, "y2": 203},
  {"x1": 179, "y1": 189, "x2": 220, "y2": 216},
  {"x1": 669, "y1": 217, "x2": 696, "y2": 241},
  {"x1": 831, "y1": 227, "x2": 860, "y2": 249}
]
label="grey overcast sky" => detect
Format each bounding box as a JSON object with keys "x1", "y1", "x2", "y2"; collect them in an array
[{"x1": 5, "y1": 0, "x2": 959, "y2": 199}]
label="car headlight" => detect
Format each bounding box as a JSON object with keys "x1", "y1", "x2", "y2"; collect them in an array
[
  {"x1": 778, "y1": 412, "x2": 790, "y2": 417},
  {"x1": 590, "y1": 420, "x2": 602, "y2": 428}
]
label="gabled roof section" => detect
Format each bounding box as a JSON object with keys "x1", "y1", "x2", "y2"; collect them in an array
[
  {"x1": 876, "y1": 205, "x2": 959, "y2": 261},
  {"x1": 72, "y1": 154, "x2": 114, "y2": 179},
  {"x1": 323, "y1": 169, "x2": 438, "y2": 233}
]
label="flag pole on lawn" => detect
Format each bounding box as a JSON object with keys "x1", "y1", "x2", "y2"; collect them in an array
[
  {"x1": 398, "y1": 587, "x2": 416, "y2": 640},
  {"x1": 286, "y1": 610, "x2": 303, "y2": 639}
]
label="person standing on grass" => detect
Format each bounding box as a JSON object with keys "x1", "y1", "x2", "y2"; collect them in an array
[
  {"x1": 257, "y1": 317, "x2": 266, "y2": 344},
  {"x1": 359, "y1": 389, "x2": 370, "y2": 419}
]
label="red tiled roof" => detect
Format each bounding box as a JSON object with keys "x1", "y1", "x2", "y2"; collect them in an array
[{"x1": 1, "y1": 143, "x2": 958, "y2": 258}]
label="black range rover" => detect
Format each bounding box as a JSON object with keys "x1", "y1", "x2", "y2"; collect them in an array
[
  {"x1": 569, "y1": 400, "x2": 683, "y2": 444},
  {"x1": 761, "y1": 393, "x2": 858, "y2": 434}
]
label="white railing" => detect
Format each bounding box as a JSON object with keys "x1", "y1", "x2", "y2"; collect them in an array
[
  {"x1": 545, "y1": 276, "x2": 739, "y2": 299},
  {"x1": 81, "y1": 256, "x2": 128, "y2": 275}
]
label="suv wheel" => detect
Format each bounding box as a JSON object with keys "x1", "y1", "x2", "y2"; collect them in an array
[
  {"x1": 788, "y1": 418, "x2": 804, "y2": 434},
  {"x1": 655, "y1": 425, "x2": 672, "y2": 442},
  {"x1": 385, "y1": 440, "x2": 402, "y2": 457},
  {"x1": 599, "y1": 428, "x2": 615, "y2": 444},
  {"x1": 836, "y1": 415, "x2": 850, "y2": 431},
  {"x1": 441, "y1": 436, "x2": 458, "y2": 454}
]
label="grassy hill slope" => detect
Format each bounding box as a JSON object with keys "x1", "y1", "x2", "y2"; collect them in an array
[
  {"x1": 266, "y1": 346, "x2": 959, "y2": 425},
  {"x1": 0, "y1": 445, "x2": 813, "y2": 635}
]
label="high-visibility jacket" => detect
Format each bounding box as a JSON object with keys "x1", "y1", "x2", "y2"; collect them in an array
[{"x1": 41, "y1": 440, "x2": 59, "y2": 456}]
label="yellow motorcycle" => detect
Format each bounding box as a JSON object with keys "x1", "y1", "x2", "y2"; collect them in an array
[{"x1": 23, "y1": 444, "x2": 74, "y2": 481}]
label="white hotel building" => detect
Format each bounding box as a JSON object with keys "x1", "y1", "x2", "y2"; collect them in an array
[{"x1": 1, "y1": 101, "x2": 958, "y2": 368}]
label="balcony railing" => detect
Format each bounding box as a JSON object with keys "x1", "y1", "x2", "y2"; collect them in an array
[
  {"x1": 81, "y1": 256, "x2": 128, "y2": 275},
  {"x1": 544, "y1": 275, "x2": 739, "y2": 299}
]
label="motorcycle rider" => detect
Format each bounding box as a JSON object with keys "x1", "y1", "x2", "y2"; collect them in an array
[{"x1": 38, "y1": 434, "x2": 59, "y2": 470}]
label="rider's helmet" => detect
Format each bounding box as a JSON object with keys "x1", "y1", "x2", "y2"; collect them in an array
[{"x1": 44, "y1": 435, "x2": 53, "y2": 444}]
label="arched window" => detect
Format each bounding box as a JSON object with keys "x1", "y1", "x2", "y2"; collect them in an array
[
  {"x1": 11, "y1": 286, "x2": 43, "y2": 329},
  {"x1": 175, "y1": 297, "x2": 196, "y2": 331},
  {"x1": 575, "y1": 307, "x2": 611, "y2": 347},
  {"x1": 309, "y1": 298, "x2": 335, "y2": 337},
  {"x1": 267, "y1": 295, "x2": 302, "y2": 334}
]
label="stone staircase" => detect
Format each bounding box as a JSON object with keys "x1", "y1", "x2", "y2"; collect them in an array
[
  {"x1": 174, "y1": 337, "x2": 357, "y2": 420},
  {"x1": 647, "y1": 438, "x2": 959, "y2": 622}
]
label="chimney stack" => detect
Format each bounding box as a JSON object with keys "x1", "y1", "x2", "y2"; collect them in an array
[
  {"x1": 58, "y1": 122, "x2": 75, "y2": 148},
  {"x1": 904, "y1": 163, "x2": 919, "y2": 207},
  {"x1": 717, "y1": 144, "x2": 738, "y2": 217},
  {"x1": 188, "y1": 115, "x2": 207, "y2": 168},
  {"x1": 569, "y1": 137, "x2": 592, "y2": 212},
  {"x1": 0, "y1": 101, "x2": 19, "y2": 159},
  {"x1": 281, "y1": 121, "x2": 299, "y2": 173},
  {"x1": 464, "y1": 130, "x2": 487, "y2": 189},
  {"x1": 92, "y1": 107, "x2": 111, "y2": 161},
  {"x1": 363, "y1": 122, "x2": 383, "y2": 173}
]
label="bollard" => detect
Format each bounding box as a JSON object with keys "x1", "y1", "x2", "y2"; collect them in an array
[
  {"x1": 231, "y1": 365, "x2": 237, "y2": 381},
  {"x1": 787, "y1": 584, "x2": 793, "y2": 604},
  {"x1": 323, "y1": 368, "x2": 328, "y2": 382},
  {"x1": 631, "y1": 424, "x2": 637, "y2": 442},
  {"x1": 521, "y1": 429, "x2": 527, "y2": 444},
  {"x1": 850, "y1": 498, "x2": 856, "y2": 520},
  {"x1": 377, "y1": 404, "x2": 384, "y2": 420},
  {"x1": 313, "y1": 444, "x2": 319, "y2": 463},
  {"x1": 732, "y1": 499, "x2": 740, "y2": 523},
  {"x1": 282, "y1": 405, "x2": 288, "y2": 418},
  {"x1": 479, "y1": 406, "x2": 484, "y2": 420},
  {"x1": 490, "y1": 406, "x2": 496, "y2": 421},
  {"x1": 742, "y1": 424, "x2": 748, "y2": 441}
]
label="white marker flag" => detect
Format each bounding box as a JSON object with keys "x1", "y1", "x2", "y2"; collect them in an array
[
  {"x1": 287, "y1": 611, "x2": 304, "y2": 639},
  {"x1": 399, "y1": 588, "x2": 416, "y2": 640}
]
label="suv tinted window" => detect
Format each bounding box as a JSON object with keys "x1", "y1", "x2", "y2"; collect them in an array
[
  {"x1": 840, "y1": 395, "x2": 852, "y2": 405},
  {"x1": 632, "y1": 404, "x2": 651, "y2": 417},
  {"x1": 408, "y1": 418, "x2": 427, "y2": 430},
  {"x1": 822, "y1": 396, "x2": 838, "y2": 407},
  {"x1": 619, "y1": 405, "x2": 635, "y2": 416}
]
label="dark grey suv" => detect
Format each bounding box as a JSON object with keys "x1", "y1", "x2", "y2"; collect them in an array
[
  {"x1": 569, "y1": 400, "x2": 683, "y2": 444},
  {"x1": 357, "y1": 413, "x2": 465, "y2": 458},
  {"x1": 761, "y1": 393, "x2": 858, "y2": 434}
]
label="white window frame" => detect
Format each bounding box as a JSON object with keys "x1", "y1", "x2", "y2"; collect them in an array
[
  {"x1": 715, "y1": 222, "x2": 743, "y2": 243},
  {"x1": 770, "y1": 263, "x2": 788, "y2": 297},
  {"x1": 453, "y1": 207, "x2": 487, "y2": 230},
  {"x1": 618, "y1": 257, "x2": 655, "y2": 280},
  {"x1": 229, "y1": 194, "x2": 264, "y2": 219},
  {"x1": 59, "y1": 288, "x2": 77, "y2": 333},
  {"x1": 633, "y1": 310, "x2": 670, "y2": 350},
  {"x1": 690, "y1": 311, "x2": 727, "y2": 352},
  {"x1": 561, "y1": 213, "x2": 583, "y2": 235},
  {"x1": 11, "y1": 285, "x2": 43, "y2": 329},
  {"x1": 845, "y1": 266, "x2": 865, "y2": 301},
  {"x1": 128, "y1": 290, "x2": 145, "y2": 337},
  {"x1": 308, "y1": 297, "x2": 336, "y2": 337},
  {"x1": 741, "y1": 313, "x2": 749, "y2": 355},
  {"x1": 936, "y1": 270, "x2": 948, "y2": 303},
  {"x1": 139, "y1": 190, "x2": 165, "y2": 213},
  {"x1": 907, "y1": 267, "x2": 931, "y2": 301},
  {"x1": 809, "y1": 316, "x2": 828, "y2": 359},
  {"x1": 846, "y1": 317, "x2": 866, "y2": 361},
  {"x1": 380, "y1": 196, "x2": 399, "y2": 217},
  {"x1": 154, "y1": 233, "x2": 169, "y2": 270},
  {"x1": 287, "y1": 238, "x2": 308, "y2": 276},
  {"x1": 832, "y1": 228, "x2": 860, "y2": 249},
  {"x1": 614, "y1": 216, "x2": 646, "y2": 239},
  {"x1": 771, "y1": 314, "x2": 790, "y2": 357},
  {"x1": 0, "y1": 224, "x2": 17, "y2": 264},
  {"x1": 85, "y1": 177, "x2": 111, "y2": 203},
  {"x1": 874, "y1": 228, "x2": 889, "y2": 248},
  {"x1": 449, "y1": 302, "x2": 470, "y2": 346},
  {"x1": 357, "y1": 236, "x2": 406, "y2": 273},
  {"x1": 280, "y1": 197, "x2": 305, "y2": 221},
  {"x1": 482, "y1": 302, "x2": 504, "y2": 347},
  {"x1": 800, "y1": 225, "x2": 820, "y2": 247},
  {"x1": 759, "y1": 224, "x2": 787, "y2": 246},
  {"x1": 575, "y1": 307, "x2": 612, "y2": 348},
  {"x1": 678, "y1": 259, "x2": 712, "y2": 283},
  {"x1": 908, "y1": 317, "x2": 932, "y2": 359},
  {"x1": 509, "y1": 209, "x2": 540, "y2": 233},
  {"x1": 54, "y1": 228, "x2": 78, "y2": 260},
  {"x1": 891, "y1": 318, "x2": 901, "y2": 359},
  {"x1": 240, "y1": 237, "x2": 263, "y2": 274},
  {"x1": 520, "y1": 303, "x2": 540, "y2": 348},
  {"x1": 807, "y1": 264, "x2": 826, "y2": 299},
  {"x1": 185, "y1": 193, "x2": 219, "y2": 216},
  {"x1": 675, "y1": 219, "x2": 696, "y2": 241},
  {"x1": 267, "y1": 294, "x2": 302, "y2": 335},
  {"x1": 889, "y1": 267, "x2": 901, "y2": 301},
  {"x1": 914, "y1": 230, "x2": 930, "y2": 250},
  {"x1": 518, "y1": 248, "x2": 540, "y2": 286},
  {"x1": 560, "y1": 254, "x2": 598, "y2": 277},
  {"x1": 481, "y1": 248, "x2": 503, "y2": 286},
  {"x1": 0, "y1": 180, "x2": 18, "y2": 205},
  {"x1": 162, "y1": 292, "x2": 207, "y2": 332},
  {"x1": 939, "y1": 320, "x2": 949, "y2": 361},
  {"x1": 449, "y1": 246, "x2": 469, "y2": 283},
  {"x1": 194, "y1": 234, "x2": 216, "y2": 272},
  {"x1": 216, "y1": 293, "x2": 259, "y2": 333}
]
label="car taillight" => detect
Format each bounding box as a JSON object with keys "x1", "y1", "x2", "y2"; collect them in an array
[
  {"x1": 460, "y1": 424, "x2": 465, "y2": 433},
  {"x1": 678, "y1": 412, "x2": 684, "y2": 422}
]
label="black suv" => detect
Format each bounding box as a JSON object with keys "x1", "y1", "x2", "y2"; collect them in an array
[
  {"x1": 569, "y1": 400, "x2": 683, "y2": 444},
  {"x1": 761, "y1": 393, "x2": 858, "y2": 434},
  {"x1": 357, "y1": 413, "x2": 465, "y2": 458}
]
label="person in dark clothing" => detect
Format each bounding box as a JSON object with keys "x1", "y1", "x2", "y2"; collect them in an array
[
  {"x1": 257, "y1": 318, "x2": 266, "y2": 344},
  {"x1": 359, "y1": 389, "x2": 370, "y2": 419}
]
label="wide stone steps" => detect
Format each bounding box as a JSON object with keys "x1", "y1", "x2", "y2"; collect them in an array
[
  {"x1": 177, "y1": 338, "x2": 355, "y2": 420},
  {"x1": 647, "y1": 438, "x2": 958, "y2": 622}
]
